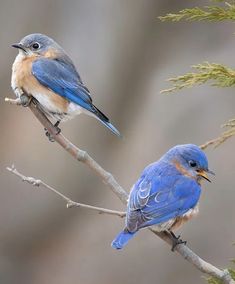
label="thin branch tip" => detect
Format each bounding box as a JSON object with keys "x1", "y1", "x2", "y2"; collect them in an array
[
  {"x1": 5, "y1": 97, "x2": 22, "y2": 105},
  {"x1": 67, "y1": 201, "x2": 77, "y2": 208},
  {"x1": 8, "y1": 166, "x2": 125, "y2": 218}
]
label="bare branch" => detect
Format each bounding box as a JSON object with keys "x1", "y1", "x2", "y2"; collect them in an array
[
  {"x1": 200, "y1": 136, "x2": 229, "y2": 150},
  {"x1": 5, "y1": 96, "x2": 235, "y2": 284},
  {"x1": 5, "y1": 97, "x2": 22, "y2": 105},
  {"x1": 6, "y1": 165, "x2": 126, "y2": 218},
  {"x1": 200, "y1": 118, "x2": 235, "y2": 150}
]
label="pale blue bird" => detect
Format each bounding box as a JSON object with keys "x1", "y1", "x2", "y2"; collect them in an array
[
  {"x1": 11, "y1": 33, "x2": 121, "y2": 138},
  {"x1": 112, "y1": 144, "x2": 214, "y2": 250}
]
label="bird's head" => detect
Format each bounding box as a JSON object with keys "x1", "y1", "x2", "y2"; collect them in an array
[
  {"x1": 165, "y1": 144, "x2": 215, "y2": 183},
  {"x1": 11, "y1": 33, "x2": 62, "y2": 58}
]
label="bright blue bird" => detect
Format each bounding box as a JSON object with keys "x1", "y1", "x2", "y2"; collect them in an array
[
  {"x1": 111, "y1": 144, "x2": 214, "y2": 250},
  {"x1": 11, "y1": 33, "x2": 121, "y2": 138}
]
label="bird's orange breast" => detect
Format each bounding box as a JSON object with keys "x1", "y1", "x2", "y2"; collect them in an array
[
  {"x1": 171, "y1": 206, "x2": 199, "y2": 230},
  {"x1": 12, "y1": 54, "x2": 69, "y2": 113}
]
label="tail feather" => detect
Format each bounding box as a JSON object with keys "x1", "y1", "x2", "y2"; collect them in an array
[
  {"x1": 111, "y1": 229, "x2": 136, "y2": 250},
  {"x1": 92, "y1": 105, "x2": 121, "y2": 137},
  {"x1": 98, "y1": 119, "x2": 122, "y2": 137}
]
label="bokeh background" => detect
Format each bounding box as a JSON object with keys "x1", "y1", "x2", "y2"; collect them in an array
[{"x1": 0, "y1": 0, "x2": 235, "y2": 283}]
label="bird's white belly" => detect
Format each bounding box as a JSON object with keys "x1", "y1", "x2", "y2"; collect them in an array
[
  {"x1": 152, "y1": 205, "x2": 199, "y2": 232},
  {"x1": 34, "y1": 94, "x2": 84, "y2": 122},
  {"x1": 11, "y1": 54, "x2": 23, "y2": 97},
  {"x1": 33, "y1": 92, "x2": 63, "y2": 113},
  {"x1": 67, "y1": 101, "x2": 96, "y2": 120},
  {"x1": 152, "y1": 219, "x2": 176, "y2": 232},
  {"x1": 67, "y1": 101, "x2": 83, "y2": 116}
]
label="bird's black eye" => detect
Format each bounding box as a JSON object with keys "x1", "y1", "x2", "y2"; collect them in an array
[
  {"x1": 189, "y1": 160, "x2": 197, "y2": 168},
  {"x1": 32, "y1": 42, "x2": 40, "y2": 50}
]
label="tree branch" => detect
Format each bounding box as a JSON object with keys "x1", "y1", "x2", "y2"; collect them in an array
[
  {"x1": 200, "y1": 129, "x2": 235, "y2": 150},
  {"x1": 5, "y1": 95, "x2": 234, "y2": 284},
  {"x1": 6, "y1": 165, "x2": 126, "y2": 218},
  {"x1": 200, "y1": 117, "x2": 235, "y2": 150}
]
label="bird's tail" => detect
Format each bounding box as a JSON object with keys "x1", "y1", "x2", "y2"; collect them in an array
[
  {"x1": 111, "y1": 229, "x2": 136, "y2": 250},
  {"x1": 92, "y1": 105, "x2": 121, "y2": 137}
]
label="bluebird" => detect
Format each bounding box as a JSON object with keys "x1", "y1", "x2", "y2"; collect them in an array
[
  {"x1": 11, "y1": 33, "x2": 121, "y2": 138},
  {"x1": 111, "y1": 144, "x2": 214, "y2": 250}
]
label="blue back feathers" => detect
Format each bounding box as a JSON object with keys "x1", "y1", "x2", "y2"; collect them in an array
[
  {"x1": 32, "y1": 58, "x2": 93, "y2": 111},
  {"x1": 32, "y1": 57, "x2": 121, "y2": 136}
]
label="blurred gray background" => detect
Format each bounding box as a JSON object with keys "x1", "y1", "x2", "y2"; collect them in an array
[{"x1": 0, "y1": 0, "x2": 234, "y2": 283}]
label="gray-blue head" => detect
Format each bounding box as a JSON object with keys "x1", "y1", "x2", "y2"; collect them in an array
[
  {"x1": 164, "y1": 144, "x2": 214, "y2": 183},
  {"x1": 12, "y1": 33, "x2": 63, "y2": 57}
]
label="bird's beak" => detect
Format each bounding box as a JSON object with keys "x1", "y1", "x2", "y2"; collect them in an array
[
  {"x1": 11, "y1": 43, "x2": 27, "y2": 53},
  {"x1": 207, "y1": 169, "x2": 215, "y2": 176},
  {"x1": 197, "y1": 169, "x2": 215, "y2": 183}
]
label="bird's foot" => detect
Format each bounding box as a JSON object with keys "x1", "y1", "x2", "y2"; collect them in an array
[
  {"x1": 44, "y1": 121, "x2": 61, "y2": 142},
  {"x1": 54, "y1": 120, "x2": 61, "y2": 129},
  {"x1": 169, "y1": 231, "x2": 187, "y2": 252},
  {"x1": 53, "y1": 121, "x2": 61, "y2": 136},
  {"x1": 20, "y1": 95, "x2": 32, "y2": 107},
  {"x1": 44, "y1": 130, "x2": 55, "y2": 142}
]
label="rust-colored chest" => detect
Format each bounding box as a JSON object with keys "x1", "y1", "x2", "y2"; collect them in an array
[
  {"x1": 12, "y1": 54, "x2": 36, "y2": 92},
  {"x1": 11, "y1": 54, "x2": 69, "y2": 113}
]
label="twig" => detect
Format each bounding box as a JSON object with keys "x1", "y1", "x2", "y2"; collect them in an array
[
  {"x1": 5, "y1": 97, "x2": 22, "y2": 105},
  {"x1": 200, "y1": 127, "x2": 235, "y2": 150},
  {"x1": 200, "y1": 136, "x2": 224, "y2": 150},
  {"x1": 5, "y1": 96, "x2": 234, "y2": 284},
  {"x1": 6, "y1": 165, "x2": 126, "y2": 218}
]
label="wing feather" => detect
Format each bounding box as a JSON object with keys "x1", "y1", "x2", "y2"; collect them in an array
[
  {"x1": 32, "y1": 58, "x2": 94, "y2": 112},
  {"x1": 126, "y1": 168, "x2": 201, "y2": 232}
]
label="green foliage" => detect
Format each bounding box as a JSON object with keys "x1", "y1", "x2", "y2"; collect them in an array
[
  {"x1": 206, "y1": 276, "x2": 223, "y2": 284},
  {"x1": 228, "y1": 268, "x2": 235, "y2": 279},
  {"x1": 160, "y1": 62, "x2": 235, "y2": 94},
  {"x1": 211, "y1": 0, "x2": 227, "y2": 3},
  {"x1": 206, "y1": 268, "x2": 235, "y2": 284},
  {"x1": 160, "y1": 64, "x2": 235, "y2": 149},
  {"x1": 160, "y1": 1, "x2": 235, "y2": 148},
  {"x1": 159, "y1": 2, "x2": 235, "y2": 22}
]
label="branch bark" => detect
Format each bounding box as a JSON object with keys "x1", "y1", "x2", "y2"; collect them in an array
[
  {"x1": 6, "y1": 165, "x2": 126, "y2": 218},
  {"x1": 5, "y1": 96, "x2": 235, "y2": 284}
]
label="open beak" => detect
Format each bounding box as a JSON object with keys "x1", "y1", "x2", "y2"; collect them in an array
[
  {"x1": 197, "y1": 169, "x2": 215, "y2": 183},
  {"x1": 11, "y1": 43, "x2": 27, "y2": 53},
  {"x1": 207, "y1": 169, "x2": 215, "y2": 176}
]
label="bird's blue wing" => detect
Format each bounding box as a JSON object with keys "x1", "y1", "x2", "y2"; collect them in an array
[
  {"x1": 32, "y1": 58, "x2": 121, "y2": 136},
  {"x1": 127, "y1": 166, "x2": 201, "y2": 232},
  {"x1": 32, "y1": 58, "x2": 94, "y2": 112}
]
